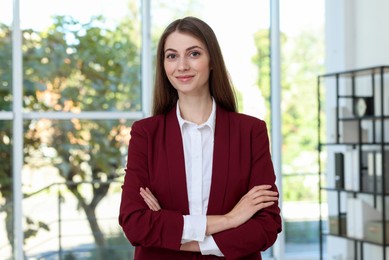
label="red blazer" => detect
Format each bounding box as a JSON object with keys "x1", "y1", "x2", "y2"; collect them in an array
[{"x1": 119, "y1": 105, "x2": 282, "y2": 260}]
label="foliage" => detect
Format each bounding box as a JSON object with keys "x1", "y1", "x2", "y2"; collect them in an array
[
  {"x1": 0, "y1": 6, "x2": 140, "y2": 257},
  {"x1": 22, "y1": 14, "x2": 140, "y2": 255},
  {"x1": 0, "y1": 23, "x2": 17, "y2": 248},
  {"x1": 282, "y1": 174, "x2": 319, "y2": 202},
  {"x1": 253, "y1": 28, "x2": 324, "y2": 201}
]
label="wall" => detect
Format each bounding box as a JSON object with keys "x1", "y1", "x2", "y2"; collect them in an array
[
  {"x1": 326, "y1": 0, "x2": 389, "y2": 72},
  {"x1": 355, "y1": 0, "x2": 389, "y2": 67}
]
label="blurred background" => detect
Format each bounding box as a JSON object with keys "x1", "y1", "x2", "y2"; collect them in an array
[{"x1": 2, "y1": 0, "x2": 330, "y2": 259}]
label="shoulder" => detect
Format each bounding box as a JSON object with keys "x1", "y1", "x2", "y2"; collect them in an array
[
  {"x1": 131, "y1": 114, "x2": 166, "y2": 134},
  {"x1": 224, "y1": 110, "x2": 267, "y2": 130},
  {"x1": 134, "y1": 114, "x2": 165, "y2": 126}
]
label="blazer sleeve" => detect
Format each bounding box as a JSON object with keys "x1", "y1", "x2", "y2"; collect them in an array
[
  {"x1": 213, "y1": 120, "x2": 282, "y2": 259},
  {"x1": 118, "y1": 121, "x2": 184, "y2": 251}
]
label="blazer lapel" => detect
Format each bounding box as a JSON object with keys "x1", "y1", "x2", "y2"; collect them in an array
[
  {"x1": 207, "y1": 107, "x2": 230, "y2": 215},
  {"x1": 165, "y1": 107, "x2": 190, "y2": 214}
]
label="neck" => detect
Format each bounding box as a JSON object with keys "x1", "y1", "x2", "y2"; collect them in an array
[{"x1": 178, "y1": 95, "x2": 213, "y2": 125}]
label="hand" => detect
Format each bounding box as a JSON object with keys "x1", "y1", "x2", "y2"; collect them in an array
[
  {"x1": 140, "y1": 187, "x2": 161, "y2": 211},
  {"x1": 140, "y1": 187, "x2": 200, "y2": 252},
  {"x1": 225, "y1": 185, "x2": 278, "y2": 228},
  {"x1": 180, "y1": 241, "x2": 200, "y2": 252}
]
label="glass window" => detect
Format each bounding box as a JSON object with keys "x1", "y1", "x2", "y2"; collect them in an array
[
  {"x1": 22, "y1": 119, "x2": 133, "y2": 258},
  {"x1": 5, "y1": 0, "x2": 327, "y2": 258},
  {"x1": 279, "y1": 0, "x2": 325, "y2": 258},
  {"x1": 20, "y1": 0, "x2": 142, "y2": 112},
  {"x1": 0, "y1": 0, "x2": 14, "y2": 258},
  {"x1": 0, "y1": 0, "x2": 12, "y2": 111},
  {"x1": 0, "y1": 120, "x2": 13, "y2": 258}
]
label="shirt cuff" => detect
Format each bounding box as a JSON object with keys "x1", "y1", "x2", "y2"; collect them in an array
[
  {"x1": 181, "y1": 215, "x2": 206, "y2": 242},
  {"x1": 199, "y1": 235, "x2": 224, "y2": 256}
]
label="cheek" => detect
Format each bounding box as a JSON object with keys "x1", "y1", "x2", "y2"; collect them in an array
[
  {"x1": 197, "y1": 60, "x2": 211, "y2": 73},
  {"x1": 199, "y1": 64, "x2": 211, "y2": 78},
  {"x1": 164, "y1": 62, "x2": 174, "y2": 75}
]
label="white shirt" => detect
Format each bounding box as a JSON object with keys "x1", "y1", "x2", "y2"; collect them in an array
[{"x1": 176, "y1": 98, "x2": 224, "y2": 257}]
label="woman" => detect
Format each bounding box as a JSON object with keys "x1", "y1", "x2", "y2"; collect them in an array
[{"x1": 119, "y1": 16, "x2": 282, "y2": 259}]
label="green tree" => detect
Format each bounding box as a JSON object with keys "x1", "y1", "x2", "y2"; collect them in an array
[
  {"x1": 252, "y1": 28, "x2": 324, "y2": 201},
  {"x1": 0, "y1": 23, "x2": 50, "y2": 255},
  {"x1": 280, "y1": 29, "x2": 324, "y2": 173},
  {"x1": 0, "y1": 23, "x2": 13, "y2": 247},
  {"x1": 21, "y1": 12, "x2": 141, "y2": 258},
  {"x1": 1, "y1": 6, "x2": 141, "y2": 259},
  {"x1": 252, "y1": 29, "x2": 287, "y2": 129}
]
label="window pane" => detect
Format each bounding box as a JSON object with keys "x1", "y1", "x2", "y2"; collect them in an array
[
  {"x1": 0, "y1": 0, "x2": 12, "y2": 111},
  {"x1": 0, "y1": 120, "x2": 13, "y2": 258},
  {"x1": 20, "y1": 0, "x2": 142, "y2": 112},
  {"x1": 23, "y1": 119, "x2": 134, "y2": 258},
  {"x1": 280, "y1": 0, "x2": 325, "y2": 258},
  {"x1": 23, "y1": 182, "x2": 132, "y2": 259}
]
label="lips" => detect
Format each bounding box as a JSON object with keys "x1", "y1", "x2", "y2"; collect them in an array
[{"x1": 176, "y1": 75, "x2": 194, "y2": 82}]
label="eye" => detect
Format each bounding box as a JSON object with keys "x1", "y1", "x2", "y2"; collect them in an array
[
  {"x1": 165, "y1": 53, "x2": 177, "y2": 59},
  {"x1": 190, "y1": 51, "x2": 201, "y2": 57}
]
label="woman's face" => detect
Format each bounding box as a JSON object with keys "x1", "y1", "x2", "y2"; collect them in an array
[{"x1": 163, "y1": 31, "x2": 211, "y2": 98}]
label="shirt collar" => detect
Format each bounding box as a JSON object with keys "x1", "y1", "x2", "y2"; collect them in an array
[{"x1": 176, "y1": 98, "x2": 216, "y2": 133}]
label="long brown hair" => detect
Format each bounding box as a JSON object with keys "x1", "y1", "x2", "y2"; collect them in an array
[{"x1": 152, "y1": 16, "x2": 237, "y2": 115}]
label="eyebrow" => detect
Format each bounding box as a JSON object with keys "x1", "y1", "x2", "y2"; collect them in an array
[{"x1": 164, "y1": 45, "x2": 204, "y2": 54}]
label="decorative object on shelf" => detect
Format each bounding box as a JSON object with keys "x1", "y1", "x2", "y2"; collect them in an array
[
  {"x1": 363, "y1": 151, "x2": 389, "y2": 193},
  {"x1": 344, "y1": 149, "x2": 359, "y2": 191},
  {"x1": 353, "y1": 96, "x2": 374, "y2": 117},
  {"x1": 365, "y1": 220, "x2": 389, "y2": 244},
  {"x1": 346, "y1": 198, "x2": 380, "y2": 239},
  {"x1": 329, "y1": 213, "x2": 347, "y2": 236},
  {"x1": 334, "y1": 153, "x2": 345, "y2": 189}
]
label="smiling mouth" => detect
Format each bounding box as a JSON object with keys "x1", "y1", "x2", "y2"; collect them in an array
[{"x1": 176, "y1": 75, "x2": 194, "y2": 82}]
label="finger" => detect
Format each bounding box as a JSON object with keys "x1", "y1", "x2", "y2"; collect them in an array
[
  {"x1": 243, "y1": 192, "x2": 277, "y2": 204},
  {"x1": 141, "y1": 191, "x2": 160, "y2": 208},
  {"x1": 255, "y1": 201, "x2": 275, "y2": 211},
  {"x1": 249, "y1": 189, "x2": 278, "y2": 200},
  {"x1": 251, "y1": 196, "x2": 278, "y2": 207},
  {"x1": 142, "y1": 195, "x2": 160, "y2": 211},
  {"x1": 246, "y1": 185, "x2": 272, "y2": 196},
  {"x1": 255, "y1": 195, "x2": 279, "y2": 203},
  {"x1": 257, "y1": 191, "x2": 278, "y2": 198},
  {"x1": 140, "y1": 191, "x2": 158, "y2": 210},
  {"x1": 146, "y1": 187, "x2": 159, "y2": 201},
  {"x1": 140, "y1": 187, "x2": 157, "y2": 202},
  {"x1": 141, "y1": 187, "x2": 160, "y2": 204},
  {"x1": 144, "y1": 199, "x2": 157, "y2": 211},
  {"x1": 140, "y1": 188, "x2": 161, "y2": 211}
]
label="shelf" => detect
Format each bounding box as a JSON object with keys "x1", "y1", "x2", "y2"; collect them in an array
[
  {"x1": 339, "y1": 115, "x2": 389, "y2": 121},
  {"x1": 320, "y1": 65, "x2": 389, "y2": 78},
  {"x1": 318, "y1": 65, "x2": 389, "y2": 260},
  {"x1": 323, "y1": 233, "x2": 389, "y2": 247},
  {"x1": 320, "y1": 142, "x2": 389, "y2": 146},
  {"x1": 338, "y1": 95, "x2": 377, "y2": 99},
  {"x1": 321, "y1": 187, "x2": 389, "y2": 196}
]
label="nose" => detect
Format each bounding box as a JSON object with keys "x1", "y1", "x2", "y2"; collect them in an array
[{"x1": 177, "y1": 57, "x2": 190, "y2": 71}]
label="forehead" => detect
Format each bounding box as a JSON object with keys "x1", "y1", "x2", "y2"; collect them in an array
[{"x1": 164, "y1": 31, "x2": 206, "y2": 51}]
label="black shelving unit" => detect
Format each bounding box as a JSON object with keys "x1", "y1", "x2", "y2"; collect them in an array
[{"x1": 318, "y1": 66, "x2": 389, "y2": 260}]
